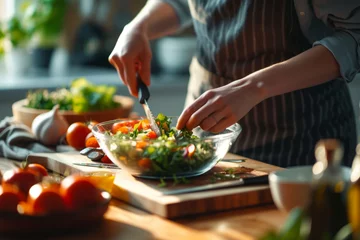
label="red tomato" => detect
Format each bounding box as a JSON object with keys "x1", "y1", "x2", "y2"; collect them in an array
[
  {"x1": 147, "y1": 131, "x2": 157, "y2": 139},
  {"x1": 138, "y1": 158, "x2": 152, "y2": 170},
  {"x1": 2, "y1": 169, "x2": 40, "y2": 196},
  {"x1": 28, "y1": 183, "x2": 66, "y2": 215},
  {"x1": 25, "y1": 163, "x2": 48, "y2": 178},
  {"x1": 66, "y1": 122, "x2": 92, "y2": 150},
  {"x1": 101, "y1": 155, "x2": 112, "y2": 164},
  {"x1": 60, "y1": 175, "x2": 103, "y2": 210},
  {"x1": 85, "y1": 136, "x2": 100, "y2": 148},
  {"x1": 0, "y1": 185, "x2": 22, "y2": 212},
  {"x1": 112, "y1": 120, "x2": 139, "y2": 133}
]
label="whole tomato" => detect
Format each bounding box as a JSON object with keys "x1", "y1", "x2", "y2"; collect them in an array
[
  {"x1": 25, "y1": 163, "x2": 48, "y2": 178},
  {"x1": 28, "y1": 183, "x2": 66, "y2": 215},
  {"x1": 2, "y1": 169, "x2": 40, "y2": 196},
  {"x1": 66, "y1": 122, "x2": 92, "y2": 150},
  {"x1": 60, "y1": 175, "x2": 103, "y2": 210},
  {"x1": 0, "y1": 185, "x2": 22, "y2": 212},
  {"x1": 85, "y1": 136, "x2": 100, "y2": 148}
]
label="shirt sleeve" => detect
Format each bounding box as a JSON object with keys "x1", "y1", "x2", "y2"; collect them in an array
[
  {"x1": 157, "y1": 0, "x2": 192, "y2": 29},
  {"x1": 312, "y1": 2, "x2": 360, "y2": 82}
]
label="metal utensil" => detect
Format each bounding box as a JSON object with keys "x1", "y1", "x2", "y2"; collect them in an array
[
  {"x1": 137, "y1": 73, "x2": 161, "y2": 136},
  {"x1": 73, "y1": 162, "x2": 120, "y2": 169},
  {"x1": 221, "y1": 159, "x2": 246, "y2": 163},
  {"x1": 161, "y1": 175, "x2": 269, "y2": 195}
]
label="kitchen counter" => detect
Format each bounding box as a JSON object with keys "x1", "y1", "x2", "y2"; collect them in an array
[{"x1": 0, "y1": 67, "x2": 190, "y2": 120}]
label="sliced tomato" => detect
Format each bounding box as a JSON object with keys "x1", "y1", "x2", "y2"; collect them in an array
[
  {"x1": 147, "y1": 131, "x2": 157, "y2": 139},
  {"x1": 141, "y1": 119, "x2": 151, "y2": 130}
]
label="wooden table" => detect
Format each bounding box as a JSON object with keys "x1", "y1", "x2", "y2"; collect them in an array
[
  {"x1": 1, "y1": 155, "x2": 288, "y2": 240},
  {"x1": 51, "y1": 154, "x2": 287, "y2": 240},
  {"x1": 45, "y1": 200, "x2": 287, "y2": 240}
]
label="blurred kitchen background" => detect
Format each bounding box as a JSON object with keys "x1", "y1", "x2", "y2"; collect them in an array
[{"x1": 0, "y1": 0, "x2": 359, "y2": 141}]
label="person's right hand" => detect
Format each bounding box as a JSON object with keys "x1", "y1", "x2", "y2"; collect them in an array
[{"x1": 108, "y1": 24, "x2": 152, "y2": 97}]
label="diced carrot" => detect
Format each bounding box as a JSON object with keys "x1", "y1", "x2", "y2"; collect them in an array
[
  {"x1": 138, "y1": 158, "x2": 152, "y2": 170},
  {"x1": 136, "y1": 141, "x2": 149, "y2": 149},
  {"x1": 147, "y1": 131, "x2": 157, "y2": 139}
]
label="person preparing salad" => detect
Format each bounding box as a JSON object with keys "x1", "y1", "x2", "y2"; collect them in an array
[{"x1": 108, "y1": 0, "x2": 359, "y2": 167}]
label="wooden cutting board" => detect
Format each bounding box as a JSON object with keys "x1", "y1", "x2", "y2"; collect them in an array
[{"x1": 27, "y1": 152, "x2": 282, "y2": 219}]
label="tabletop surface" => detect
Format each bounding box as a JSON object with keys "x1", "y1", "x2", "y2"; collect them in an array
[{"x1": 0, "y1": 155, "x2": 287, "y2": 240}]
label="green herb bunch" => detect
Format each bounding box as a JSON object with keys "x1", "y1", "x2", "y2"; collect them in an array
[{"x1": 26, "y1": 78, "x2": 120, "y2": 113}]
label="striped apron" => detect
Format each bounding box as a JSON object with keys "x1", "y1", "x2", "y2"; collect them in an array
[{"x1": 185, "y1": 0, "x2": 357, "y2": 167}]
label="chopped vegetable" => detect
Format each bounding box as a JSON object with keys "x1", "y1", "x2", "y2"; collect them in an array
[
  {"x1": 26, "y1": 78, "x2": 120, "y2": 113},
  {"x1": 107, "y1": 114, "x2": 216, "y2": 178}
]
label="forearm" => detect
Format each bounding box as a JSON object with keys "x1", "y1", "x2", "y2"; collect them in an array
[
  {"x1": 245, "y1": 45, "x2": 341, "y2": 100},
  {"x1": 127, "y1": 0, "x2": 182, "y2": 40}
]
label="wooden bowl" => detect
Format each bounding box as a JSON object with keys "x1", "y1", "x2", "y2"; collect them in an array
[
  {"x1": 12, "y1": 95, "x2": 135, "y2": 128},
  {"x1": 0, "y1": 191, "x2": 111, "y2": 236}
]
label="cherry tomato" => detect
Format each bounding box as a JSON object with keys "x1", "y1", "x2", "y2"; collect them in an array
[
  {"x1": 28, "y1": 183, "x2": 66, "y2": 215},
  {"x1": 25, "y1": 163, "x2": 48, "y2": 178},
  {"x1": 112, "y1": 120, "x2": 139, "y2": 133},
  {"x1": 0, "y1": 185, "x2": 22, "y2": 212},
  {"x1": 2, "y1": 169, "x2": 40, "y2": 196},
  {"x1": 66, "y1": 122, "x2": 92, "y2": 150},
  {"x1": 85, "y1": 136, "x2": 100, "y2": 148},
  {"x1": 138, "y1": 158, "x2": 152, "y2": 170},
  {"x1": 60, "y1": 175, "x2": 103, "y2": 210},
  {"x1": 147, "y1": 131, "x2": 157, "y2": 139}
]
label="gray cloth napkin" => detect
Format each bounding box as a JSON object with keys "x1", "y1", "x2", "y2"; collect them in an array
[{"x1": 0, "y1": 117, "x2": 55, "y2": 161}]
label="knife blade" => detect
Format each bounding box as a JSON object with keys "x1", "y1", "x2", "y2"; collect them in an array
[
  {"x1": 161, "y1": 175, "x2": 269, "y2": 195},
  {"x1": 137, "y1": 73, "x2": 161, "y2": 136},
  {"x1": 73, "y1": 162, "x2": 120, "y2": 169}
]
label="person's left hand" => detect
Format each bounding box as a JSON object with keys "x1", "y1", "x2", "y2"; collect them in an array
[{"x1": 176, "y1": 79, "x2": 264, "y2": 133}]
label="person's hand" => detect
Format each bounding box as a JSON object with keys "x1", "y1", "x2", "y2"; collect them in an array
[
  {"x1": 176, "y1": 80, "x2": 264, "y2": 133},
  {"x1": 108, "y1": 25, "x2": 152, "y2": 97}
]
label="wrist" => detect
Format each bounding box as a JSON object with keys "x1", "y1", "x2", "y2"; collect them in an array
[
  {"x1": 124, "y1": 21, "x2": 149, "y2": 38},
  {"x1": 236, "y1": 75, "x2": 269, "y2": 104}
]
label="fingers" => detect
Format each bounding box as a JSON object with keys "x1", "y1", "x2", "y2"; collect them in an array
[
  {"x1": 208, "y1": 117, "x2": 233, "y2": 133},
  {"x1": 177, "y1": 92, "x2": 221, "y2": 130},
  {"x1": 109, "y1": 55, "x2": 126, "y2": 85},
  {"x1": 177, "y1": 96, "x2": 208, "y2": 130},
  {"x1": 122, "y1": 60, "x2": 137, "y2": 97},
  {"x1": 199, "y1": 109, "x2": 227, "y2": 131}
]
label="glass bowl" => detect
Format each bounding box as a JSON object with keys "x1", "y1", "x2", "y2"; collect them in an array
[{"x1": 92, "y1": 117, "x2": 241, "y2": 179}]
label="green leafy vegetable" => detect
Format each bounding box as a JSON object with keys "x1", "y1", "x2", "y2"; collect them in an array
[
  {"x1": 108, "y1": 114, "x2": 216, "y2": 178},
  {"x1": 26, "y1": 78, "x2": 120, "y2": 113}
]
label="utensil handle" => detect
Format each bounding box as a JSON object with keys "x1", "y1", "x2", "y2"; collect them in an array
[
  {"x1": 242, "y1": 175, "x2": 269, "y2": 185},
  {"x1": 137, "y1": 73, "x2": 150, "y2": 104}
]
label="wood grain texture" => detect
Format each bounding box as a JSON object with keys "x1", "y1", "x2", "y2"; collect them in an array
[{"x1": 27, "y1": 152, "x2": 283, "y2": 219}]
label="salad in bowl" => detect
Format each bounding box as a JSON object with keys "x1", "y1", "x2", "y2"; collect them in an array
[{"x1": 92, "y1": 114, "x2": 241, "y2": 179}]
